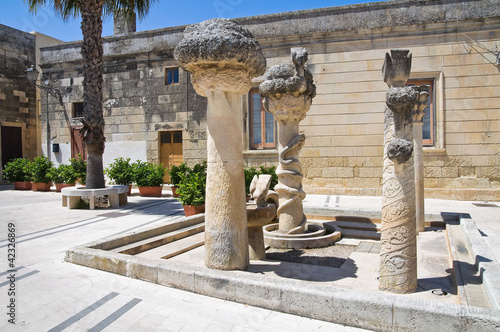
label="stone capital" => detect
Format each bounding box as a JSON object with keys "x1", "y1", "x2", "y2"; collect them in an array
[
  {"x1": 264, "y1": 94, "x2": 312, "y2": 123},
  {"x1": 259, "y1": 48, "x2": 316, "y2": 123},
  {"x1": 382, "y1": 49, "x2": 412, "y2": 88},
  {"x1": 386, "y1": 86, "x2": 417, "y2": 115},
  {"x1": 412, "y1": 85, "x2": 430, "y2": 123},
  {"x1": 174, "y1": 18, "x2": 266, "y2": 97}
]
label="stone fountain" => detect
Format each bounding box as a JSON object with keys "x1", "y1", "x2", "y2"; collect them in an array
[
  {"x1": 246, "y1": 175, "x2": 276, "y2": 260},
  {"x1": 261, "y1": 48, "x2": 341, "y2": 249}
]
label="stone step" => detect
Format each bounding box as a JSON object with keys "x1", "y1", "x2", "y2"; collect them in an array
[
  {"x1": 340, "y1": 228, "x2": 381, "y2": 240},
  {"x1": 112, "y1": 223, "x2": 205, "y2": 255},
  {"x1": 334, "y1": 220, "x2": 381, "y2": 231},
  {"x1": 134, "y1": 232, "x2": 205, "y2": 260},
  {"x1": 446, "y1": 220, "x2": 491, "y2": 308},
  {"x1": 307, "y1": 215, "x2": 380, "y2": 224}
]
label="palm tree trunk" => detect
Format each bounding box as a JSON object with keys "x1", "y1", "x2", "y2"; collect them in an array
[{"x1": 79, "y1": 0, "x2": 105, "y2": 189}]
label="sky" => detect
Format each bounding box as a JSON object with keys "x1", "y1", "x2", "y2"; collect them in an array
[{"x1": 1, "y1": 0, "x2": 382, "y2": 42}]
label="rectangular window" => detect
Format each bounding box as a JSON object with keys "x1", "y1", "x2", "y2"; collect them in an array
[
  {"x1": 249, "y1": 88, "x2": 276, "y2": 149},
  {"x1": 173, "y1": 131, "x2": 182, "y2": 143},
  {"x1": 161, "y1": 131, "x2": 182, "y2": 144},
  {"x1": 165, "y1": 67, "x2": 179, "y2": 85},
  {"x1": 73, "y1": 102, "x2": 84, "y2": 118},
  {"x1": 161, "y1": 132, "x2": 172, "y2": 144},
  {"x1": 407, "y1": 79, "x2": 434, "y2": 146}
]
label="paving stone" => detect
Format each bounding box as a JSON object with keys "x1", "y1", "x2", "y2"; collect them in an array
[{"x1": 1, "y1": 188, "x2": 499, "y2": 331}]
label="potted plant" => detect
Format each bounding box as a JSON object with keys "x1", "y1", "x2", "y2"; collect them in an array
[
  {"x1": 49, "y1": 164, "x2": 78, "y2": 192},
  {"x1": 70, "y1": 154, "x2": 87, "y2": 186},
  {"x1": 105, "y1": 157, "x2": 134, "y2": 195},
  {"x1": 2, "y1": 158, "x2": 33, "y2": 190},
  {"x1": 176, "y1": 162, "x2": 206, "y2": 216},
  {"x1": 30, "y1": 156, "x2": 53, "y2": 191},
  {"x1": 133, "y1": 161, "x2": 165, "y2": 197},
  {"x1": 168, "y1": 162, "x2": 189, "y2": 197}
]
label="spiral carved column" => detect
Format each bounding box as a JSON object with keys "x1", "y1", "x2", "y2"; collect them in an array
[
  {"x1": 380, "y1": 49, "x2": 418, "y2": 293},
  {"x1": 260, "y1": 48, "x2": 316, "y2": 235}
]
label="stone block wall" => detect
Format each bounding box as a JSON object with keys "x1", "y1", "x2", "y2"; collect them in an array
[
  {"x1": 0, "y1": 24, "x2": 37, "y2": 181},
  {"x1": 39, "y1": 0, "x2": 500, "y2": 200},
  {"x1": 40, "y1": 31, "x2": 207, "y2": 168},
  {"x1": 242, "y1": 1, "x2": 500, "y2": 201}
]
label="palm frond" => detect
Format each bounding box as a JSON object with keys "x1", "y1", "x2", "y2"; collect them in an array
[
  {"x1": 103, "y1": 0, "x2": 158, "y2": 20},
  {"x1": 24, "y1": 0, "x2": 80, "y2": 20}
]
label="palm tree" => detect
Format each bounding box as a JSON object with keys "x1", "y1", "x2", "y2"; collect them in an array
[{"x1": 25, "y1": 0, "x2": 156, "y2": 189}]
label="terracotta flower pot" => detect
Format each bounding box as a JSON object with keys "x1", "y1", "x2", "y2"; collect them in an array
[
  {"x1": 31, "y1": 182, "x2": 52, "y2": 192},
  {"x1": 183, "y1": 204, "x2": 205, "y2": 217},
  {"x1": 55, "y1": 183, "x2": 76, "y2": 193},
  {"x1": 138, "y1": 186, "x2": 163, "y2": 197},
  {"x1": 13, "y1": 181, "x2": 32, "y2": 190},
  {"x1": 171, "y1": 186, "x2": 180, "y2": 198}
]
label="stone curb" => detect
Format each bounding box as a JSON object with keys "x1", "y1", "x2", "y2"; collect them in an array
[
  {"x1": 461, "y1": 216, "x2": 500, "y2": 311},
  {"x1": 65, "y1": 217, "x2": 500, "y2": 332}
]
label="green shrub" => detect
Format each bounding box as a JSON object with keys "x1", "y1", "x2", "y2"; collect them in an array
[
  {"x1": 70, "y1": 154, "x2": 87, "y2": 185},
  {"x1": 133, "y1": 161, "x2": 165, "y2": 187},
  {"x1": 105, "y1": 157, "x2": 134, "y2": 185},
  {"x1": 168, "y1": 162, "x2": 190, "y2": 186},
  {"x1": 2, "y1": 158, "x2": 32, "y2": 182},
  {"x1": 30, "y1": 156, "x2": 53, "y2": 183},
  {"x1": 49, "y1": 164, "x2": 78, "y2": 184},
  {"x1": 176, "y1": 162, "x2": 206, "y2": 206}
]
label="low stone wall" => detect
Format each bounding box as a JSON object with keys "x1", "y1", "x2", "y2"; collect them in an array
[{"x1": 65, "y1": 213, "x2": 500, "y2": 332}]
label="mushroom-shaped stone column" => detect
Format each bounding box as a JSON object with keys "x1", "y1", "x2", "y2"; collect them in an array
[
  {"x1": 259, "y1": 48, "x2": 316, "y2": 234},
  {"x1": 412, "y1": 85, "x2": 430, "y2": 234},
  {"x1": 380, "y1": 49, "x2": 418, "y2": 293},
  {"x1": 174, "y1": 19, "x2": 266, "y2": 270}
]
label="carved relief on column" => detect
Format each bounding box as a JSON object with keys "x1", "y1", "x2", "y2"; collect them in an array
[
  {"x1": 259, "y1": 48, "x2": 316, "y2": 234},
  {"x1": 413, "y1": 85, "x2": 430, "y2": 234},
  {"x1": 380, "y1": 49, "x2": 418, "y2": 293}
]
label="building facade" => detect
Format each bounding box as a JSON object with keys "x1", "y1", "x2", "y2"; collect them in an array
[
  {"x1": 0, "y1": 24, "x2": 38, "y2": 182},
  {"x1": 39, "y1": 0, "x2": 500, "y2": 201},
  {"x1": 0, "y1": 24, "x2": 61, "y2": 182}
]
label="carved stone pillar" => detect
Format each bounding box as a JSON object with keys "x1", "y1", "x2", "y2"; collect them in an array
[
  {"x1": 174, "y1": 19, "x2": 266, "y2": 270},
  {"x1": 413, "y1": 85, "x2": 430, "y2": 234},
  {"x1": 259, "y1": 48, "x2": 316, "y2": 234},
  {"x1": 380, "y1": 49, "x2": 418, "y2": 293}
]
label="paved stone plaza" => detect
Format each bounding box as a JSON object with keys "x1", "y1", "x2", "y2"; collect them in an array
[
  {"x1": 1, "y1": 185, "x2": 499, "y2": 331},
  {"x1": 0, "y1": 186, "x2": 370, "y2": 332}
]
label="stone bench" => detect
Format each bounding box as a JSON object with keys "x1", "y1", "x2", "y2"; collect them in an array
[{"x1": 61, "y1": 185, "x2": 129, "y2": 210}]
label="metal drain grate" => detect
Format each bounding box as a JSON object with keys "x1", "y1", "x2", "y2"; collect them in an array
[{"x1": 472, "y1": 203, "x2": 499, "y2": 208}]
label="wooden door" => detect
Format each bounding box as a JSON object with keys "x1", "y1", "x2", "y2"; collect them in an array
[
  {"x1": 160, "y1": 131, "x2": 183, "y2": 183},
  {"x1": 1, "y1": 126, "x2": 23, "y2": 169},
  {"x1": 71, "y1": 126, "x2": 87, "y2": 160}
]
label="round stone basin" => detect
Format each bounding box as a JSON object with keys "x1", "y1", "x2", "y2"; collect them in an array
[
  {"x1": 246, "y1": 203, "x2": 276, "y2": 227},
  {"x1": 246, "y1": 203, "x2": 277, "y2": 260},
  {"x1": 263, "y1": 221, "x2": 342, "y2": 249},
  {"x1": 263, "y1": 223, "x2": 326, "y2": 238}
]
